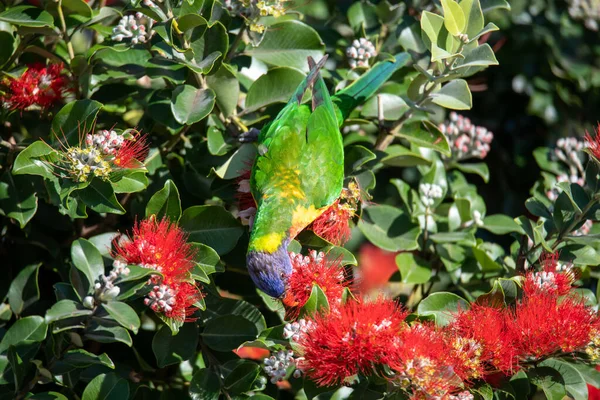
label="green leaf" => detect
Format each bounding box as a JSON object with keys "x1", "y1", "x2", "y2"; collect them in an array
[
  {"x1": 0, "y1": 316, "x2": 47, "y2": 353},
  {"x1": 472, "y1": 246, "x2": 503, "y2": 272},
  {"x1": 454, "y1": 43, "x2": 498, "y2": 69},
  {"x1": 421, "y1": 11, "x2": 445, "y2": 47},
  {"x1": 152, "y1": 324, "x2": 198, "y2": 367},
  {"x1": 214, "y1": 143, "x2": 257, "y2": 180},
  {"x1": 396, "y1": 121, "x2": 451, "y2": 157},
  {"x1": 417, "y1": 292, "x2": 469, "y2": 326},
  {"x1": 245, "y1": 67, "x2": 305, "y2": 112},
  {"x1": 71, "y1": 238, "x2": 104, "y2": 294},
  {"x1": 480, "y1": 215, "x2": 524, "y2": 235},
  {"x1": 205, "y1": 64, "x2": 239, "y2": 118},
  {"x1": 481, "y1": 0, "x2": 511, "y2": 12},
  {"x1": 190, "y1": 368, "x2": 220, "y2": 400},
  {"x1": 12, "y1": 141, "x2": 59, "y2": 180},
  {"x1": 358, "y1": 205, "x2": 421, "y2": 251},
  {"x1": 525, "y1": 197, "x2": 553, "y2": 219},
  {"x1": 396, "y1": 253, "x2": 432, "y2": 284},
  {"x1": 441, "y1": 0, "x2": 466, "y2": 35},
  {"x1": 300, "y1": 285, "x2": 330, "y2": 317},
  {"x1": 431, "y1": 79, "x2": 472, "y2": 110},
  {"x1": 361, "y1": 94, "x2": 409, "y2": 121},
  {"x1": 201, "y1": 315, "x2": 258, "y2": 352},
  {"x1": 381, "y1": 145, "x2": 431, "y2": 167},
  {"x1": 323, "y1": 246, "x2": 358, "y2": 266},
  {"x1": 78, "y1": 179, "x2": 125, "y2": 215},
  {"x1": 146, "y1": 179, "x2": 182, "y2": 222},
  {"x1": 207, "y1": 127, "x2": 231, "y2": 156},
  {"x1": 452, "y1": 162, "x2": 489, "y2": 182},
  {"x1": 110, "y1": 171, "x2": 148, "y2": 194},
  {"x1": 347, "y1": 1, "x2": 378, "y2": 30},
  {"x1": 52, "y1": 349, "x2": 114, "y2": 375},
  {"x1": 171, "y1": 85, "x2": 216, "y2": 125},
  {"x1": 27, "y1": 392, "x2": 69, "y2": 400},
  {"x1": 191, "y1": 242, "x2": 222, "y2": 277},
  {"x1": 224, "y1": 361, "x2": 261, "y2": 394},
  {"x1": 45, "y1": 300, "x2": 93, "y2": 324},
  {"x1": 539, "y1": 359, "x2": 588, "y2": 400},
  {"x1": 0, "y1": 172, "x2": 38, "y2": 228},
  {"x1": 51, "y1": 100, "x2": 103, "y2": 145},
  {"x1": 62, "y1": 0, "x2": 92, "y2": 17},
  {"x1": 82, "y1": 373, "x2": 129, "y2": 400},
  {"x1": 85, "y1": 319, "x2": 132, "y2": 346},
  {"x1": 0, "y1": 6, "x2": 54, "y2": 27},
  {"x1": 7, "y1": 263, "x2": 40, "y2": 316},
  {"x1": 528, "y1": 367, "x2": 567, "y2": 400},
  {"x1": 180, "y1": 205, "x2": 244, "y2": 255},
  {"x1": 7, "y1": 346, "x2": 26, "y2": 389},
  {"x1": 459, "y1": 0, "x2": 485, "y2": 38},
  {"x1": 429, "y1": 231, "x2": 476, "y2": 246},
  {"x1": 102, "y1": 301, "x2": 140, "y2": 334},
  {"x1": 246, "y1": 21, "x2": 325, "y2": 72}
]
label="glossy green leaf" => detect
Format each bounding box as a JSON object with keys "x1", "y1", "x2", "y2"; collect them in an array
[
  {"x1": 361, "y1": 94, "x2": 409, "y2": 120},
  {"x1": 180, "y1": 205, "x2": 244, "y2": 255},
  {"x1": 146, "y1": 179, "x2": 182, "y2": 222},
  {"x1": 417, "y1": 292, "x2": 469, "y2": 326},
  {"x1": 205, "y1": 64, "x2": 239, "y2": 118},
  {"x1": 7, "y1": 263, "x2": 40, "y2": 315},
  {"x1": 51, "y1": 100, "x2": 103, "y2": 145},
  {"x1": 480, "y1": 215, "x2": 524, "y2": 235},
  {"x1": 0, "y1": 6, "x2": 54, "y2": 27},
  {"x1": 245, "y1": 67, "x2": 305, "y2": 112},
  {"x1": 103, "y1": 301, "x2": 140, "y2": 334},
  {"x1": 358, "y1": 205, "x2": 421, "y2": 251},
  {"x1": 171, "y1": 85, "x2": 216, "y2": 125},
  {"x1": 12, "y1": 141, "x2": 59, "y2": 180},
  {"x1": 152, "y1": 324, "x2": 198, "y2": 367},
  {"x1": 224, "y1": 361, "x2": 261, "y2": 394},
  {"x1": 78, "y1": 179, "x2": 126, "y2": 215},
  {"x1": 71, "y1": 238, "x2": 104, "y2": 293},
  {"x1": 300, "y1": 285, "x2": 330, "y2": 317},
  {"x1": 0, "y1": 316, "x2": 47, "y2": 353},
  {"x1": 431, "y1": 79, "x2": 472, "y2": 110},
  {"x1": 207, "y1": 127, "x2": 231, "y2": 156},
  {"x1": 396, "y1": 121, "x2": 451, "y2": 157},
  {"x1": 45, "y1": 300, "x2": 93, "y2": 324},
  {"x1": 454, "y1": 43, "x2": 498, "y2": 69},
  {"x1": 190, "y1": 368, "x2": 220, "y2": 400},
  {"x1": 396, "y1": 253, "x2": 432, "y2": 284},
  {"x1": 0, "y1": 172, "x2": 38, "y2": 228},
  {"x1": 202, "y1": 315, "x2": 258, "y2": 352},
  {"x1": 441, "y1": 0, "x2": 466, "y2": 36},
  {"x1": 246, "y1": 21, "x2": 325, "y2": 71},
  {"x1": 82, "y1": 373, "x2": 129, "y2": 400},
  {"x1": 452, "y1": 162, "x2": 489, "y2": 182}
]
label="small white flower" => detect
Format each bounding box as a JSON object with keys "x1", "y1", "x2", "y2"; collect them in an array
[
  {"x1": 111, "y1": 15, "x2": 153, "y2": 45},
  {"x1": 346, "y1": 38, "x2": 377, "y2": 68},
  {"x1": 439, "y1": 112, "x2": 493, "y2": 161},
  {"x1": 263, "y1": 350, "x2": 297, "y2": 384}
]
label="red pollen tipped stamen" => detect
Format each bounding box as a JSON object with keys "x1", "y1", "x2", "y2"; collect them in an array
[
  {"x1": 3, "y1": 63, "x2": 69, "y2": 110},
  {"x1": 113, "y1": 133, "x2": 149, "y2": 169}
]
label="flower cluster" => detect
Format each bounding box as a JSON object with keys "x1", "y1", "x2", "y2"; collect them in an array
[
  {"x1": 224, "y1": 0, "x2": 288, "y2": 33},
  {"x1": 283, "y1": 250, "x2": 347, "y2": 314},
  {"x1": 113, "y1": 217, "x2": 202, "y2": 322},
  {"x1": 568, "y1": 0, "x2": 600, "y2": 30},
  {"x1": 262, "y1": 350, "x2": 299, "y2": 383},
  {"x1": 235, "y1": 169, "x2": 257, "y2": 226},
  {"x1": 346, "y1": 38, "x2": 377, "y2": 68},
  {"x1": 83, "y1": 260, "x2": 131, "y2": 308},
  {"x1": 285, "y1": 251, "x2": 599, "y2": 398},
  {"x1": 419, "y1": 183, "x2": 443, "y2": 207},
  {"x1": 57, "y1": 130, "x2": 148, "y2": 183},
  {"x1": 2, "y1": 63, "x2": 69, "y2": 110},
  {"x1": 310, "y1": 180, "x2": 361, "y2": 245},
  {"x1": 545, "y1": 136, "x2": 587, "y2": 201},
  {"x1": 585, "y1": 125, "x2": 600, "y2": 162},
  {"x1": 439, "y1": 112, "x2": 494, "y2": 161},
  {"x1": 111, "y1": 14, "x2": 154, "y2": 44}
]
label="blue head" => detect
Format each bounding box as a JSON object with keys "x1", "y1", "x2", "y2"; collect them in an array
[{"x1": 247, "y1": 242, "x2": 292, "y2": 298}]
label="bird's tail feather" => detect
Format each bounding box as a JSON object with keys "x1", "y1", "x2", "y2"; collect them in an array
[
  {"x1": 332, "y1": 52, "x2": 411, "y2": 126},
  {"x1": 293, "y1": 55, "x2": 329, "y2": 105}
]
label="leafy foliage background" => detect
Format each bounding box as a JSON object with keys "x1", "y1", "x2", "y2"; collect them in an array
[{"x1": 1, "y1": 0, "x2": 600, "y2": 399}]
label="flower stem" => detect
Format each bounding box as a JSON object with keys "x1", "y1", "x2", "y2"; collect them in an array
[{"x1": 57, "y1": 0, "x2": 75, "y2": 60}]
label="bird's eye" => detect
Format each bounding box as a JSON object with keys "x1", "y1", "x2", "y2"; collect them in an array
[{"x1": 280, "y1": 272, "x2": 286, "y2": 279}]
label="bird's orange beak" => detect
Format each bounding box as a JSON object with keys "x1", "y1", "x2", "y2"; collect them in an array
[{"x1": 282, "y1": 291, "x2": 299, "y2": 308}]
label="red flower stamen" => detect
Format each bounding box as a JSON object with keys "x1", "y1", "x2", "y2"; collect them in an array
[
  {"x1": 296, "y1": 297, "x2": 407, "y2": 387},
  {"x1": 585, "y1": 125, "x2": 600, "y2": 161},
  {"x1": 3, "y1": 63, "x2": 68, "y2": 110},
  {"x1": 113, "y1": 133, "x2": 149, "y2": 169}
]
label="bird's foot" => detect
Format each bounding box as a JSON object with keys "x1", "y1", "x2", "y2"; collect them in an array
[{"x1": 238, "y1": 128, "x2": 260, "y2": 143}]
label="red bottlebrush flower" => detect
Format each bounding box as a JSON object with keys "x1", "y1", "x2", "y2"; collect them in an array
[
  {"x1": 449, "y1": 303, "x2": 516, "y2": 374},
  {"x1": 585, "y1": 125, "x2": 600, "y2": 161},
  {"x1": 283, "y1": 250, "x2": 348, "y2": 314},
  {"x1": 356, "y1": 243, "x2": 399, "y2": 293},
  {"x1": 310, "y1": 182, "x2": 360, "y2": 246},
  {"x1": 113, "y1": 217, "x2": 196, "y2": 284},
  {"x1": 510, "y1": 292, "x2": 596, "y2": 360},
  {"x1": 310, "y1": 200, "x2": 353, "y2": 246},
  {"x1": 113, "y1": 133, "x2": 149, "y2": 169},
  {"x1": 522, "y1": 252, "x2": 575, "y2": 297},
  {"x1": 144, "y1": 281, "x2": 202, "y2": 323},
  {"x1": 3, "y1": 63, "x2": 68, "y2": 110},
  {"x1": 296, "y1": 297, "x2": 407, "y2": 387},
  {"x1": 391, "y1": 323, "x2": 463, "y2": 398}
]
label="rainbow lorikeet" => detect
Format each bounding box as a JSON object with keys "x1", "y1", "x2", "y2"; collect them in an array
[{"x1": 246, "y1": 53, "x2": 410, "y2": 299}]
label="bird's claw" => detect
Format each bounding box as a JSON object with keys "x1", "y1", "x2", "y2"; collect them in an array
[{"x1": 238, "y1": 128, "x2": 260, "y2": 143}]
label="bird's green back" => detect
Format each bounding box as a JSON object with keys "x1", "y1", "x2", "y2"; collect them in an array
[{"x1": 249, "y1": 59, "x2": 343, "y2": 254}]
